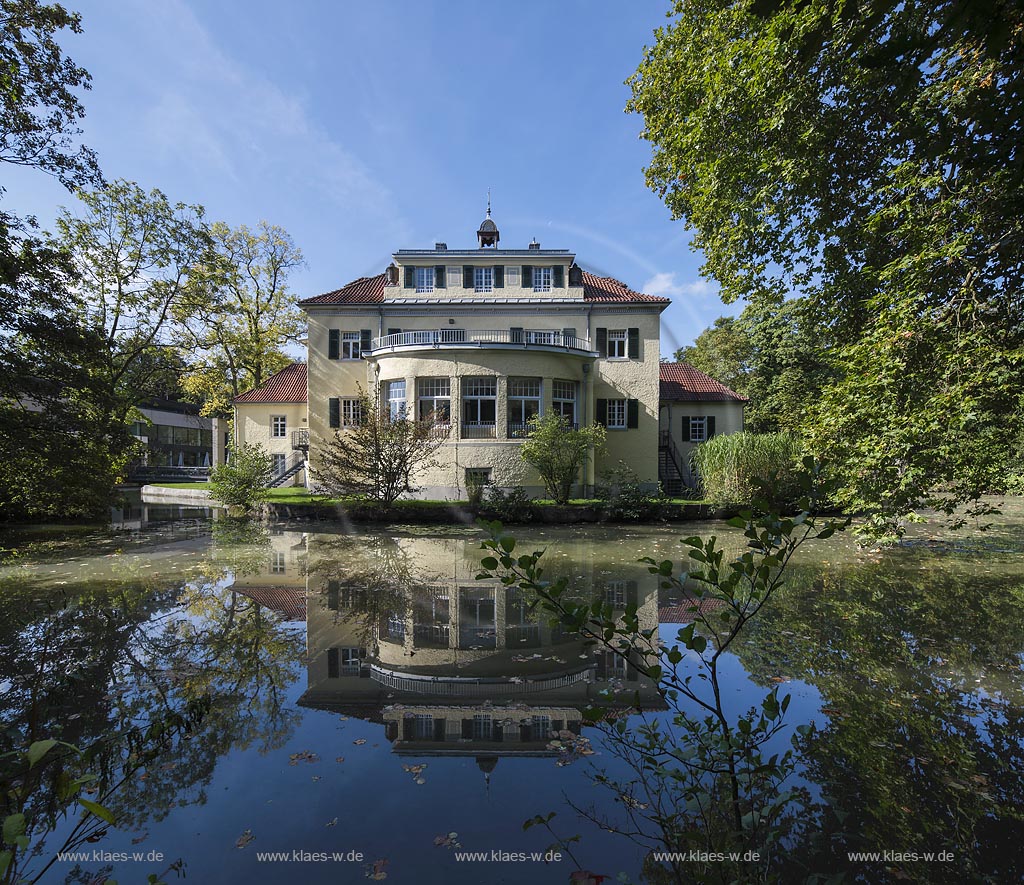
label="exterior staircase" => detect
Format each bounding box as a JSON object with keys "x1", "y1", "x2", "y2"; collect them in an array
[
  {"x1": 658, "y1": 430, "x2": 687, "y2": 497},
  {"x1": 269, "y1": 454, "x2": 306, "y2": 488}
]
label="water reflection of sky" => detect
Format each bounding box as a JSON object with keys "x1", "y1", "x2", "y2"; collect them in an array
[{"x1": 3, "y1": 507, "x2": 1024, "y2": 883}]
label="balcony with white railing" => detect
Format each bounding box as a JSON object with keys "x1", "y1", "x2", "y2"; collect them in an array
[{"x1": 369, "y1": 329, "x2": 594, "y2": 355}]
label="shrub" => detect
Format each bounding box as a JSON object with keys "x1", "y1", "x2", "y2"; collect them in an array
[
  {"x1": 481, "y1": 486, "x2": 535, "y2": 523},
  {"x1": 596, "y1": 461, "x2": 668, "y2": 520},
  {"x1": 208, "y1": 443, "x2": 273, "y2": 512},
  {"x1": 520, "y1": 414, "x2": 606, "y2": 505},
  {"x1": 693, "y1": 432, "x2": 803, "y2": 511}
]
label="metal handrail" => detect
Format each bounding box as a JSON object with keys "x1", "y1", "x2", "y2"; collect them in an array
[
  {"x1": 369, "y1": 663, "x2": 595, "y2": 696},
  {"x1": 371, "y1": 329, "x2": 592, "y2": 352}
]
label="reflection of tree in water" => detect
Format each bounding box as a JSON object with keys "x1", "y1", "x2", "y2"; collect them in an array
[
  {"x1": 0, "y1": 539, "x2": 303, "y2": 884},
  {"x1": 730, "y1": 561, "x2": 1024, "y2": 882},
  {"x1": 306, "y1": 532, "x2": 447, "y2": 654}
]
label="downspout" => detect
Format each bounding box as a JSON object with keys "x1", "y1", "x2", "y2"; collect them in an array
[{"x1": 581, "y1": 361, "x2": 590, "y2": 497}]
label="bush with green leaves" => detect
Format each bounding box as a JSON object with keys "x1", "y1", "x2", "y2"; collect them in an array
[
  {"x1": 480, "y1": 486, "x2": 535, "y2": 523},
  {"x1": 596, "y1": 461, "x2": 668, "y2": 521},
  {"x1": 208, "y1": 443, "x2": 273, "y2": 511},
  {"x1": 520, "y1": 414, "x2": 606, "y2": 505},
  {"x1": 693, "y1": 431, "x2": 803, "y2": 512},
  {"x1": 478, "y1": 459, "x2": 847, "y2": 881}
]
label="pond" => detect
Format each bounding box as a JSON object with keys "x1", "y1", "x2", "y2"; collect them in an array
[{"x1": 2, "y1": 503, "x2": 1024, "y2": 884}]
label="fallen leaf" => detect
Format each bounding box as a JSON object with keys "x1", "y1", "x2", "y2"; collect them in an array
[
  {"x1": 236, "y1": 829, "x2": 254, "y2": 849},
  {"x1": 353, "y1": 739, "x2": 367, "y2": 746},
  {"x1": 335, "y1": 756, "x2": 345, "y2": 763},
  {"x1": 326, "y1": 818, "x2": 338, "y2": 828}
]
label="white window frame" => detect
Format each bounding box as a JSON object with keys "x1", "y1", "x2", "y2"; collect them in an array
[
  {"x1": 413, "y1": 713, "x2": 434, "y2": 740},
  {"x1": 607, "y1": 329, "x2": 627, "y2": 359},
  {"x1": 339, "y1": 647, "x2": 361, "y2": 672},
  {"x1": 690, "y1": 416, "x2": 708, "y2": 443},
  {"x1": 271, "y1": 453, "x2": 286, "y2": 476},
  {"x1": 271, "y1": 415, "x2": 287, "y2": 438},
  {"x1": 605, "y1": 580, "x2": 626, "y2": 607},
  {"x1": 340, "y1": 398, "x2": 363, "y2": 427},
  {"x1": 472, "y1": 714, "x2": 493, "y2": 740},
  {"x1": 532, "y1": 266, "x2": 552, "y2": 292},
  {"x1": 461, "y1": 376, "x2": 497, "y2": 429},
  {"x1": 552, "y1": 380, "x2": 576, "y2": 424},
  {"x1": 474, "y1": 266, "x2": 493, "y2": 293},
  {"x1": 415, "y1": 266, "x2": 434, "y2": 293},
  {"x1": 607, "y1": 398, "x2": 627, "y2": 429},
  {"x1": 386, "y1": 380, "x2": 406, "y2": 420},
  {"x1": 418, "y1": 378, "x2": 451, "y2": 423},
  {"x1": 270, "y1": 549, "x2": 286, "y2": 574},
  {"x1": 341, "y1": 331, "x2": 361, "y2": 360},
  {"x1": 508, "y1": 378, "x2": 541, "y2": 427}
]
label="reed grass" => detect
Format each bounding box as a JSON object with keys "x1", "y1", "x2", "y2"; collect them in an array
[{"x1": 693, "y1": 432, "x2": 803, "y2": 510}]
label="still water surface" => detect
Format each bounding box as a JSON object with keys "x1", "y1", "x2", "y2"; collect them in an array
[{"x1": 2, "y1": 504, "x2": 1024, "y2": 883}]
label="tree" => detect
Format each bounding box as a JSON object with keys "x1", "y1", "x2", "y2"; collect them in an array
[
  {"x1": 674, "y1": 315, "x2": 751, "y2": 397},
  {"x1": 628, "y1": 0, "x2": 1024, "y2": 538},
  {"x1": 0, "y1": 0, "x2": 113, "y2": 519},
  {"x1": 208, "y1": 443, "x2": 273, "y2": 512},
  {"x1": 317, "y1": 393, "x2": 449, "y2": 505},
  {"x1": 55, "y1": 180, "x2": 209, "y2": 475},
  {"x1": 178, "y1": 221, "x2": 305, "y2": 415},
  {"x1": 0, "y1": 0, "x2": 100, "y2": 188},
  {"x1": 520, "y1": 413, "x2": 605, "y2": 504}
]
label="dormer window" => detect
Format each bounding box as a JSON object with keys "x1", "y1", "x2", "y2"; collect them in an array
[
  {"x1": 415, "y1": 266, "x2": 434, "y2": 293},
  {"x1": 532, "y1": 267, "x2": 552, "y2": 292}
]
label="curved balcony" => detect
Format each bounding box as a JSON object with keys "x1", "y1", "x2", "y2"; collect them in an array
[
  {"x1": 367, "y1": 329, "x2": 596, "y2": 357},
  {"x1": 369, "y1": 663, "x2": 596, "y2": 696}
]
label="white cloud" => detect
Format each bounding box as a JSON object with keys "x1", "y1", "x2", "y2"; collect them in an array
[{"x1": 642, "y1": 272, "x2": 716, "y2": 298}]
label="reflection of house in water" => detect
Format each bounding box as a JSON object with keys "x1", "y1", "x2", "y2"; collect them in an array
[
  {"x1": 229, "y1": 529, "x2": 309, "y2": 621},
  {"x1": 290, "y1": 531, "x2": 666, "y2": 762}
]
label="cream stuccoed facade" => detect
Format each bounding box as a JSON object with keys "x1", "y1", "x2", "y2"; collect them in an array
[{"x1": 299, "y1": 213, "x2": 670, "y2": 499}]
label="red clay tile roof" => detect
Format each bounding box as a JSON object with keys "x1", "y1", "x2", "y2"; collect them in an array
[
  {"x1": 299, "y1": 274, "x2": 387, "y2": 306},
  {"x1": 235, "y1": 587, "x2": 306, "y2": 621},
  {"x1": 233, "y1": 362, "x2": 307, "y2": 404},
  {"x1": 658, "y1": 598, "x2": 729, "y2": 624},
  {"x1": 297, "y1": 269, "x2": 669, "y2": 305},
  {"x1": 580, "y1": 271, "x2": 670, "y2": 304},
  {"x1": 659, "y1": 362, "x2": 747, "y2": 403}
]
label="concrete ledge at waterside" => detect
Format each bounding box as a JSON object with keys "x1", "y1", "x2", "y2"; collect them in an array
[
  {"x1": 261, "y1": 500, "x2": 713, "y2": 524},
  {"x1": 141, "y1": 485, "x2": 213, "y2": 505}
]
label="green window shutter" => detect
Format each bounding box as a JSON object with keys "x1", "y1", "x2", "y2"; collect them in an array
[
  {"x1": 329, "y1": 398, "x2": 340, "y2": 429},
  {"x1": 360, "y1": 329, "x2": 372, "y2": 353},
  {"x1": 707, "y1": 416, "x2": 716, "y2": 439},
  {"x1": 522, "y1": 265, "x2": 533, "y2": 288},
  {"x1": 328, "y1": 329, "x2": 340, "y2": 360},
  {"x1": 627, "y1": 399, "x2": 639, "y2": 429},
  {"x1": 461, "y1": 719, "x2": 473, "y2": 739},
  {"x1": 433, "y1": 718, "x2": 446, "y2": 741},
  {"x1": 327, "y1": 648, "x2": 339, "y2": 678},
  {"x1": 494, "y1": 265, "x2": 504, "y2": 288},
  {"x1": 404, "y1": 266, "x2": 414, "y2": 288},
  {"x1": 553, "y1": 265, "x2": 564, "y2": 287},
  {"x1": 596, "y1": 399, "x2": 608, "y2": 426},
  {"x1": 596, "y1": 327, "x2": 607, "y2": 357},
  {"x1": 628, "y1": 327, "x2": 640, "y2": 359},
  {"x1": 402, "y1": 716, "x2": 416, "y2": 739},
  {"x1": 510, "y1": 326, "x2": 524, "y2": 344},
  {"x1": 626, "y1": 580, "x2": 638, "y2": 609},
  {"x1": 680, "y1": 415, "x2": 691, "y2": 442},
  {"x1": 327, "y1": 581, "x2": 339, "y2": 611},
  {"x1": 435, "y1": 265, "x2": 446, "y2": 288},
  {"x1": 463, "y1": 265, "x2": 474, "y2": 287}
]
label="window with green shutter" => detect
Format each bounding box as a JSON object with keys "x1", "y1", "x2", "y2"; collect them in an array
[
  {"x1": 435, "y1": 265, "x2": 446, "y2": 288},
  {"x1": 596, "y1": 327, "x2": 608, "y2": 357},
  {"x1": 553, "y1": 265, "x2": 564, "y2": 287},
  {"x1": 404, "y1": 266, "x2": 414, "y2": 288},
  {"x1": 521, "y1": 265, "x2": 533, "y2": 288},
  {"x1": 627, "y1": 399, "x2": 639, "y2": 429},
  {"x1": 328, "y1": 329, "x2": 340, "y2": 360},
  {"x1": 329, "y1": 398, "x2": 340, "y2": 429},
  {"x1": 627, "y1": 327, "x2": 640, "y2": 359},
  {"x1": 494, "y1": 265, "x2": 504, "y2": 288}
]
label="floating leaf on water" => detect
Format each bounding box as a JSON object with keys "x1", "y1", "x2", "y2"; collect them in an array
[
  {"x1": 335, "y1": 757, "x2": 345, "y2": 763},
  {"x1": 326, "y1": 818, "x2": 338, "y2": 828},
  {"x1": 353, "y1": 739, "x2": 367, "y2": 746},
  {"x1": 311, "y1": 775, "x2": 322, "y2": 782},
  {"x1": 235, "y1": 829, "x2": 254, "y2": 849},
  {"x1": 364, "y1": 858, "x2": 388, "y2": 879}
]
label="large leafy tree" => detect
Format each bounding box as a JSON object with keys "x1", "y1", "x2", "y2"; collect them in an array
[
  {"x1": 178, "y1": 221, "x2": 304, "y2": 415},
  {"x1": 629, "y1": 0, "x2": 1024, "y2": 538},
  {"x1": 56, "y1": 180, "x2": 210, "y2": 467},
  {"x1": 674, "y1": 315, "x2": 751, "y2": 398},
  {"x1": 0, "y1": 0, "x2": 113, "y2": 520}
]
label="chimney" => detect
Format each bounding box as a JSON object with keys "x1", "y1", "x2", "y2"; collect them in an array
[
  {"x1": 385, "y1": 263, "x2": 399, "y2": 285},
  {"x1": 528, "y1": 239, "x2": 541, "y2": 251},
  {"x1": 435, "y1": 242, "x2": 447, "y2": 251}
]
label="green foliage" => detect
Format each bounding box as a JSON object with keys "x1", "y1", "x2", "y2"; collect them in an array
[
  {"x1": 596, "y1": 462, "x2": 668, "y2": 521},
  {"x1": 520, "y1": 413, "x2": 606, "y2": 505},
  {"x1": 693, "y1": 431, "x2": 803, "y2": 512},
  {"x1": 628, "y1": 0, "x2": 1024, "y2": 539},
  {"x1": 208, "y1": 443, "x2": 273, "y2": 511},
  {"x1": 317, "y1": 392, "x2": 449, "y2": 505},
  {"x1": 479, "y1": 459, "x2": 848, "y2": 879},
  {"x1": 178, "y1": 221, "x2": 304, "y2": 415},
  {"x1": 480, "y1": 486, "x2": 535, "y2": 523},
  {"x1": 674, "y1": 315, "x2": 751, "y2": 397}
]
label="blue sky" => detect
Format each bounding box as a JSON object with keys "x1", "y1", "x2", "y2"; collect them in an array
[{"x1": 6, "y1": 0, "x2": 741, "y2": 355}]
